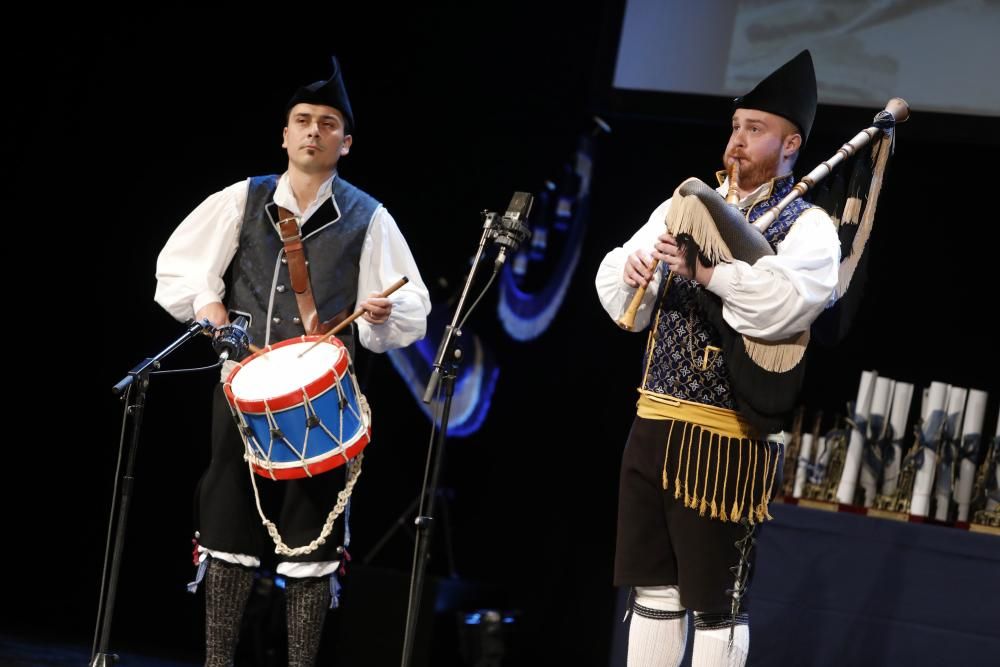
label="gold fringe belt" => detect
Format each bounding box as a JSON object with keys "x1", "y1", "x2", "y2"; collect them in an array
[{"x1": 637, "y1": 390, "x2": 783, "y2": 524}]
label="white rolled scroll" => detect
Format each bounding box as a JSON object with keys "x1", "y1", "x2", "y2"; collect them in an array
[
  {"x1": 814, "y1": 436, "x2": 830, "y2": 485},
  {"x1": 860, "y1": 376, "x2": 894, "y2": 507},
  {"x1": 880, "y1": 381, "x2": 914, "y2": 496},
  {"x1": 793, "y1": 432, "x2": 813, "y2": 498},
  {"x1": 955, "y1": 389, "x2": 988, "y2": 521},
  {"x1": 934, "y1": 387, "x2": 968, "y2": 521},
  {"x1": 992, "y1": 412, "x2": 1000, "y2": 512},
  {"x1": 910, "y1": 381, "x2": 949, "y2": 516},
  {"x1": 837, "y1": 370, "x2": 876, "y2": 505}
]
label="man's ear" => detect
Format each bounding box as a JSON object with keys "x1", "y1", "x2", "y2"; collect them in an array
[{"x1": 784, "y1": 132, "x2": 802, "y2": 159}]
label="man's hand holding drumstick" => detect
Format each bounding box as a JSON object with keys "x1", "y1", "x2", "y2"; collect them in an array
[
  {"x1": 298, "y1": 277, "x2": 410, "y2": 357},
  {"x1": 358, "y1": 294, "x2": 392, "y2": 325}
]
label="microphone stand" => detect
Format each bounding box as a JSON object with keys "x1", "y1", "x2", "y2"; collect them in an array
[
  {"x1": 400, "y1": 212, "x2": 500, "y2": 667},
  {"x1": 92, "y1": 319, "x2": 216, "y2": 667}
]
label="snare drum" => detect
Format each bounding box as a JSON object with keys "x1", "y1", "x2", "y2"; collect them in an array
[{"x1": 224, "y1": 335, "x2": 371, "y2": 480}]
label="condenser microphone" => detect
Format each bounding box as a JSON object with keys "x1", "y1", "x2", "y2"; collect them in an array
[
  {"x1": 493, "y1": 191, "x2": 534, "y2": 269},
  {"x1": 213, "y1": 315, "x2": 251, "y2": 362}
]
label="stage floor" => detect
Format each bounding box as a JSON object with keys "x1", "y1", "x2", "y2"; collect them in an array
[{"x1": 0, "y1": 636, "x2": 199, "y2": 667}]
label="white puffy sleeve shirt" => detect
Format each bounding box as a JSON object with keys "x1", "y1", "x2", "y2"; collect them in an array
[
  {"x1": 155, "y1": 173, "x2": 430, "y2": 352},
  {"x1": 595, "y1": 180, "x2": 840, "y2": 340}
]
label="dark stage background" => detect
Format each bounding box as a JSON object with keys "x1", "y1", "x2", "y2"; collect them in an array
[{"x1": 17, "y1": 3, "x2": 998, "y2": 666}]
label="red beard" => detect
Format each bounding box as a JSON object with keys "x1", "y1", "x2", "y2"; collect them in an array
[{"x1": 723, "y1": 149, "x2": 781, "y2": 192}]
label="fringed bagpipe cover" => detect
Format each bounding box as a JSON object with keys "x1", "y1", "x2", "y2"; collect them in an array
[{"x1": 683, "y1": 130, "x2": 895, "y2": 434}]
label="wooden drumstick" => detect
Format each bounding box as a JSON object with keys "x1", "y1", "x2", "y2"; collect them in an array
[{"x1": 297, "y1": 276, "x2": 410, "y2": 357}]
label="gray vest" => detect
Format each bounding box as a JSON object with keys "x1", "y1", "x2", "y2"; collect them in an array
[{"x1": 225, "y1": 175, "x2": 380, "y2": 358}]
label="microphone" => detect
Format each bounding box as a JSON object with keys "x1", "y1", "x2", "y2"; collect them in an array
[
  {"x1": 213, "y1": 315, "x2": 251, "y2": 362},
  {"x1": 492, "y1": 191, "x2": 534, "y2": 269}
]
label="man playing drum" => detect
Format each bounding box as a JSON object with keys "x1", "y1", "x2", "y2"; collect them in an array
[
  {"x1": 596, "y1": 51, "x2": 840, "y2": 666},
  {"x1": 155, "y1": 56, "x2": 430, "y2": 666}
]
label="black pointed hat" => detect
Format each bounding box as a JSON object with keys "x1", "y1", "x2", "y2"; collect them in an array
[
  {"x1": 285, "y1": 56, "x2": 354, "y2": 133},
  {"x1": 734, "y1": 50, "x2": 817, "y2": 141}
]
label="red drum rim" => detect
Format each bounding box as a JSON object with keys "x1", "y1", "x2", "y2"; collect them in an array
[
  {"x1": 223, "y1": 335, "x2": 350, "y2": 414},
  {"x1": 249, "y1": 427, "x2": 371, "y2": 479}
]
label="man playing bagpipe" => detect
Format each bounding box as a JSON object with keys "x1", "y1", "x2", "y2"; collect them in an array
[{"x1": 595, "y1": 49, "x2": 896, "y2": 666}]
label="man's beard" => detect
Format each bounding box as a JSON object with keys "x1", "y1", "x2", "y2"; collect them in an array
[{"x1": 722, "y1": 149, "x2": 781, "y2": 192}]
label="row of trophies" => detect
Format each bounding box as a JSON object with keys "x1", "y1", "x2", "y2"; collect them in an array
[{"x1": 780, "y1": 370, "x2": 1000, "y2": 529}]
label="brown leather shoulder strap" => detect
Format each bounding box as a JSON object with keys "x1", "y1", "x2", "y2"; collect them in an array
[
  {"x1": 277, "y1": 206, "x2": 321, "y2": 334},
  {"x1": 274, "y1": 206, "x2": 354, "y2": 336}
]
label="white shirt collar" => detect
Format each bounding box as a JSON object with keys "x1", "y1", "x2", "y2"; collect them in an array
[
  {"x1": 716, "y1": 173, "x2": 790, "y2": 209},
  {"x1": 274, "y1": 171, "x2": 338, "y2": 223}
]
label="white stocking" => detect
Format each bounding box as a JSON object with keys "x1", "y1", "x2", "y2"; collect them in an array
[
  {"x1": 627, "y1": 586, "x2": 688, "y2": 667},
  {"x1": 691, "y1": 613, "x2": 749, "y2": 667}
]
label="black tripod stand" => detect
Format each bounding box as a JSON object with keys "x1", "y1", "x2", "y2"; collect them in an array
[
  {"x1": 92, "y1": 319, "x2": 245, "y2": 666},
  {"x1": 364, "y1": 475, "x2": 459, "y2": 577},
  {"x1": 398, "y1": 193, "x2": 533, "y2": 667}
]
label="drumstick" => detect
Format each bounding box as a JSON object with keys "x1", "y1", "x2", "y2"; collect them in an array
[{"x1": 297, "y1": 276, "x2": 410, "y2": 358}]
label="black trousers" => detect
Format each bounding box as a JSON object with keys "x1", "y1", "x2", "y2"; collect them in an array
[{"x1": 614, "y1": 416, "x2": 773, "y2": 613}]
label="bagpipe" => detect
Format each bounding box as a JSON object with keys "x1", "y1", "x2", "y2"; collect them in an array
[{"x1": 618, "y1": 98, "x2": 909, "y2": 433}]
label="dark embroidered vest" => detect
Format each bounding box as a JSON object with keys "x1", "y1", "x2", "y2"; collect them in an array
[
  {"x1": 641, "y1": 174, "x2": 815, "y2": 408},
  {"x1": 225, "y1": 175, "x2": 379, "y2": 358}
]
